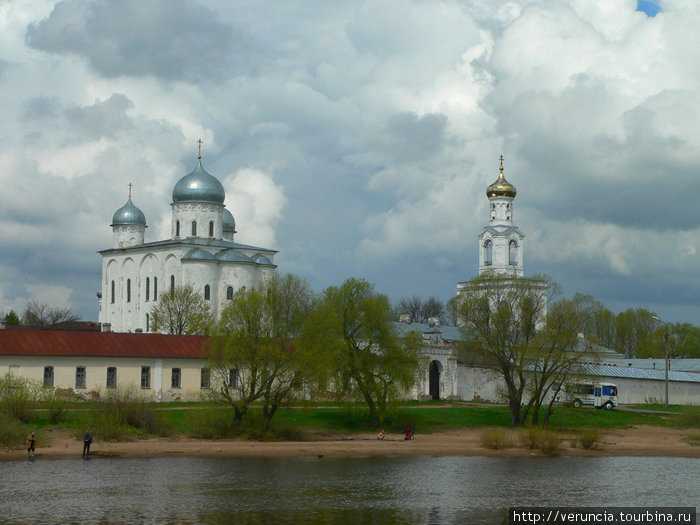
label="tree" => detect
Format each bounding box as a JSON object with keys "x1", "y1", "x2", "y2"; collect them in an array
[
  {"x1": 150, "y1": 285, "x2": 212, "y2": 335},
  {"x1": 309, "y1": 278, "x2": 423, "y2": 427},
  {"x1": 394, "y1": 296, "x2": 445, "y2": 324},
  {"x1": 449, "y1": 272, "x2": 555, "y2": 426},
  {"x1": 614, "y1": 308, "x2": 656, "y2": 358},
  {"x1": 22, "y1": 300, "x2": 79, "y2": 327},
  {"x1": 207, "y1": 274, "x2": 321, "y2": 425},
  {"x1": 3, "y1": 310, "x2": 20, "y2": 326}
]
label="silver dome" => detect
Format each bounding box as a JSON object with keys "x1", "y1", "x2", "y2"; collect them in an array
[
  {"x1": 222, "y1": 208, "x2": 236, "y2": 232},
  {"x1": 111, "y1": 198, "x2": 146, "y2": 227},
  {"x1": 182, "y1": 248, "x2": 216, "y2": 261},
  {"x1": 172, "y1": 160, "x2": 225, "y2": 204}
]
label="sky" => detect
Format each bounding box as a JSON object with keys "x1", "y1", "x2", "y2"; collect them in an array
[{"x1": 0, "y1": 0, "x2": 697, "y2": 325}]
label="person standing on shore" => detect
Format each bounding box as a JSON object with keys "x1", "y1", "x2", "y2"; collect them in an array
[
  {"x1": 26, "y1": 431, "x2": 36, "y2": 459},
  {"x1": 82, "y1": 430, "x2": 93, "y2": 458}
]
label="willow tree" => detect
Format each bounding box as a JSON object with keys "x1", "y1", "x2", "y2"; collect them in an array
[
  {"x1": 308, "y1": 278, "x2": 423, "y2": 427},
  {"x1": 207, "y1": 274, "x2": 320, "y2": 425},
  {"x1": 150, "y1": 285, "x2": 212, "y2": 335}
]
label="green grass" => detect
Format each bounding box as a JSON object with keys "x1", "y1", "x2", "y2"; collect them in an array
[{"x1": 13, "y1": 401, "x2": 694, "y2": 442}]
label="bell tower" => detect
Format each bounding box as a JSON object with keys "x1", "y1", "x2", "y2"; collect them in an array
[{"x1": 478, "y1": 155, "x2": 524, "y2": 277}]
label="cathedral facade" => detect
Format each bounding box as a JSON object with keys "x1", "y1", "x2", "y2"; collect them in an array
[{"x1": 98, "y1": 151, "x2": 277, "y2": 333}]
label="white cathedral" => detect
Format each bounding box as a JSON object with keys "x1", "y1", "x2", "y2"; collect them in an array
[{"x1": 98, "y1": 149, "x2": 277, "y2": 333}]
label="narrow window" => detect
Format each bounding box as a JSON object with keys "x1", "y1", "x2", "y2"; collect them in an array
[
  {"x1": 141, "y1": 366, "x2": 151, "y2": 389},
  {"x1": 484, "y1": 240, "x2": 492, "y2": 265},
  {"x1": 191, "y1": 220, "x2": 197, "y2": 236},
  {"x1": 229, "y1": 369, "x2": 238, "y2": 388},
  {"x1": 226, "y1": 286, "x2": 233, "y2": 300},
  {"x1": 75, "y1": 367, "x2": 86, "y2": 389},
  {"x1": 170, "y1": 275, "x2": 175, "y2": 297},
  {"x1": 176, "y1": 220, "x2": 180, "y2": 237},
  {"x1": 153, "y1": 277, "x2": 158, "y2": 301},
  {"x1": 204, "y1": 284, "x2": 210, "y2": 300},
  {"x1": 126, "y1": 278, "x2": 131, "y2": 303},
  {"x1": 111, "y1": 281, "x2": 115, "y2": 304},
  {"x1": 146, "y1": 313, "x2": 150, "y2": 332},
  {"x1": 106, "y1": 367, "x2": 117, "y2": 388},
  {"x1": 509, "y1": 240, "x2": 517, "y2": 266},
  {"x1": 43, "y1": 366, "x2": 54, "y2": 387},
  {"x1": 200, "y1": 368, "x2": 210, "y2": 389},
  {"x1": 146, "y1": 277, "x2": 150, "y2": 302},
  {"x1": 171, "y1": 368, "x2": 181, "y2": 389},
  {"x1": 209, "y1": 220, "x2": 214, "y2": 237}
]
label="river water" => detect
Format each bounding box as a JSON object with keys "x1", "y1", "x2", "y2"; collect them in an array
[{"x1": 1, "y1": 456, "x2": 697, "y2": 524}]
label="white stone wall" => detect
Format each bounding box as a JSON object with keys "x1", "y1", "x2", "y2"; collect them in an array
[
  {"x1": 171, "y1": 202, "x2": 223, "y2": 240},
  {"x1": 112, "y1": 224, "x2": 145, "y2": 248}
]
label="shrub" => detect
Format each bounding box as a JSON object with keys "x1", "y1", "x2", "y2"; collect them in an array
[
  {"x1": 43, "y1": 387, "x2": 67, "y2": 424},
  {"x1": 519, "y1": 427, "x2": 561, "y2": 455},
  {"x1": 480, "y1": 428, "x2": 510, "y2": 450},
  {"x1": 577, "y1": 428, "x2": 603, "y2": 450},
  {"x1": 0, "y1": 414, "x2": 30, "y2": 446},
  {"x1": 189, "y1": 408, "x2": 240, "y2": 439},
  {"x1": 675, "y1": 407, "x2": 700, "y2": 428},
  {"x1": 90, "y1": 412, "x2": 133, "y2": 442},
  {"x1": 0, "y1": 373, "x2": 41, "y2": 422}
]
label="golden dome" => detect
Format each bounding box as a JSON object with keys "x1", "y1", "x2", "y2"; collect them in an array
[{"x1": 486, "y1": 156, "x2": 516, "y2": 198}]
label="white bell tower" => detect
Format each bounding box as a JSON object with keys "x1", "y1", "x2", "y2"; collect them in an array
[{"x1": 478, "y1": 155, "x2": 524, "y2": 277}]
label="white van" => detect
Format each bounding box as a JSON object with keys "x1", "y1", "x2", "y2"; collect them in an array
[{"x1": 563, "y1": 382, "x2": 618, "y2": 410}]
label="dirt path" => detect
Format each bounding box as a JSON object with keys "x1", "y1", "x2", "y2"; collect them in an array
[{"x1": 2, "y1": 426, "x2": 699, "y2": 461}]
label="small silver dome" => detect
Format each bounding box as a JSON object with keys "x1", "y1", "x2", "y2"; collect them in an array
[
  {"x1": 252, "y1": 254, "x2": 273, "y2": 265},
  {"x1": 172, "y1": 159, "x2": 225, "y2": 204},
  {"x1": 111, "y1": 197, "x2": 146, "y2": 227},
  {"x1": 182, "y1": 248, "x2": 216, "y2": 261},
  {"x1": 222, "y1": 208, "x2": 236, "y2": 232},
  {"x1": 216, "y1": 249, "x2": 253, "y2": 263}
]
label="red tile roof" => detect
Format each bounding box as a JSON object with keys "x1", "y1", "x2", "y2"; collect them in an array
[{"x1": 0, "y1": 330, "x2": 209, "y2": 359}]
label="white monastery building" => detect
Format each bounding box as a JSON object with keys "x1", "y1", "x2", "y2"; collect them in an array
[{"x1": 98, "y1": 147, "x2": 277, "y2": 333}]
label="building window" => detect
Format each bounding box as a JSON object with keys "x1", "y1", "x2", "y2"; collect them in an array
[
  {"x1": 126, "y1": 278, "x2": 131, "y2": 303},
  {"x1": 76, "y1": 367, "x2": 86, "y2": 389},
  {"x1": 191, "y1": 220, "x2": 197, "y2": 236},
  {"x1": 509, "y1": 240, "x2": 518, "y2": 266},
  {"x1": 141, "y1": 366, "x2": 151, "y2": 389},
  {"x1": 146, "y1": 313, "x2": 150, "y2": 332},
  {"x1": 146, "y1": 277, "x2": 150, "y2": 302},
  {"x1": 111, "y1": 281, "x2": 115, "y2": 304},
  {"x1": 154, "y1": 277, "x2": 158, "y2": 301},
  {"x1": 226, "y1": 286, "x2": 233, "y2": 300},
  {"x1": 176, "y1": 220, "x2": 180, "y2": 237},
  {"x1": 43, "y1": 366, "x2": 54, "y2": 387},
  {"x1": 484, "y1": 240, "x2": 492, "y2": 266},
  {"x1": 229, "y1": 369, "x2": 239, "y2": 388},
  {"x1": 209, "y1": 221, "x2": 214, "y2": 237},
  {"x1": 171, "y1": 368, "x2": 181, "y2": 389},
  {"x1": 106, "y1": 367, "x2": 117, "y2": 388},
  {"x1": 170, "y1": 275, "x2": 175, "y2": 297},
  {"x1": 200, "y1": 368, "x2": 210, "y2": 389},
  {"x1": 204, "y1": 284, "x2": 210, "y2": 300}
]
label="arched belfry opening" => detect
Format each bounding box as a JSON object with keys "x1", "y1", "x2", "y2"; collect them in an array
[{"x1": 429, "y1": 360, "x2": 442, "y2": 400}]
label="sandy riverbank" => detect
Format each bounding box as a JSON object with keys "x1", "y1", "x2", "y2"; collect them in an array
[{"x1": 3, "y1": 426, "x2": 699, "y2": 461}]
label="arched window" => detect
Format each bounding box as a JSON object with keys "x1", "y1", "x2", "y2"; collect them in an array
[
  {"x1": 111, "y1": 281, "x2": 115, "y2": 304},
  {"x1": 153, "y1": 277, "x2": 158, "y2": 301},
  {"x1": 191, "y1": 220, "x2": 197, "y2": 236},
  {"x1": 226, "y1": 286, "x2": 233, "y2": 300},
  {"x1": 170, "y1": 275, "x2": 175, "y2": 298},
  {"x1": 484, "y1": 240, "x2": 492, "y2": 266},
  {"x1": 209, "y1": 221, "x2": 214, "y2": 237},
  {"x1": 126, "y1": 279, "x2": 131, "y2": 303},
  {"x1": 176, "y1": 220, "x2": 180, "y2": 237},
  {"x1": 509, "y1": 240, "x2": 518, "y2": 266},
  {"x1": 145, "y1": 277, "x2": 150, "y2": 302},
  {"x1": 146, "y1": 313, "x2": 150, "y2": 332},
  {"x1": 204, "y1": 284, "x2": 210, "y2": 300}
]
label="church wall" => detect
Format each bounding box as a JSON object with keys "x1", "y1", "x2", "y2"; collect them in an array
[{"x1": 171, "y1": 203, "x2": 223, "y2": 240}]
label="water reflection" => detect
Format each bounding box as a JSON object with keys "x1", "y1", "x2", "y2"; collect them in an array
[{"x1": 1, "y1": 456, "x2": 697, "y2": 524}]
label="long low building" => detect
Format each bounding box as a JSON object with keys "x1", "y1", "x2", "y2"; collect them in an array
[{"x1": 0, "y1": 328, "x2": 210, "y2": 401}]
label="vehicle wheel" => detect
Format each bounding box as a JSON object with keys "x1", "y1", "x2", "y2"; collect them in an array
[
  {"x1": 604, "y1": 401, "x2": 614, "y2": 410},
  {"x1": 572, "y1": 399, "x2": 582, "y2": 408}
]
